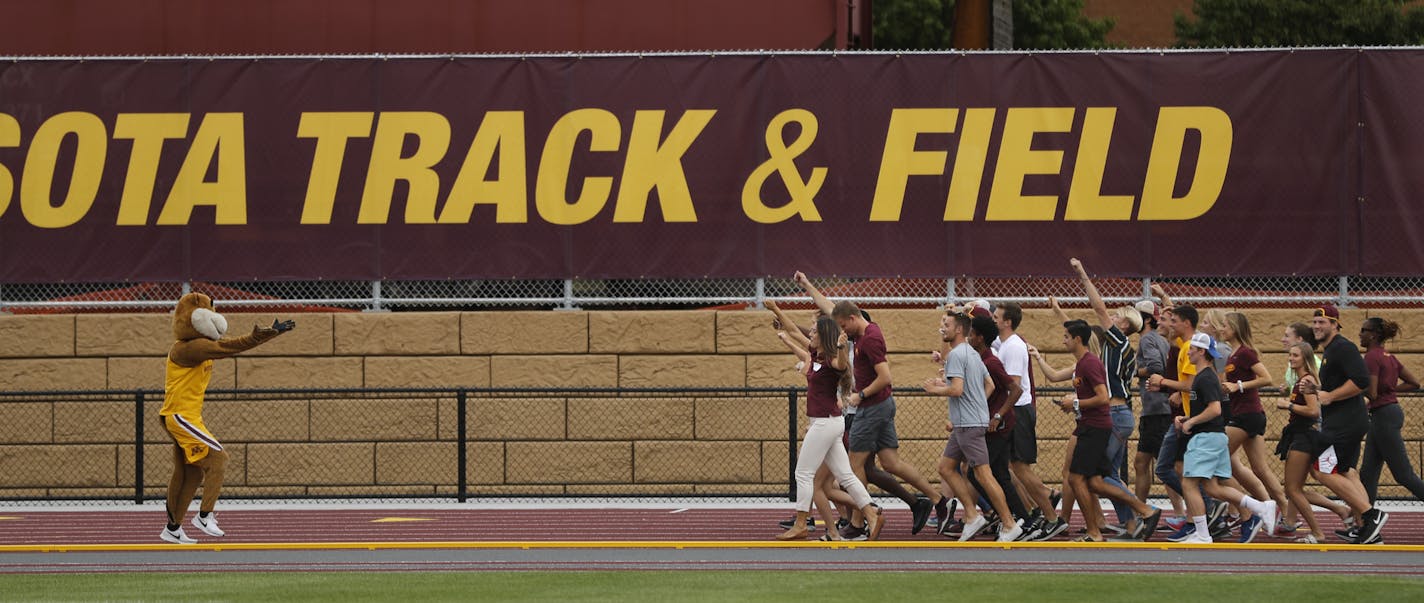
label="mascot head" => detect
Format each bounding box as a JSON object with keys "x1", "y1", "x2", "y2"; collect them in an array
[{"x1": 173, "y1": 292, "x2": 228, "y2": 341}]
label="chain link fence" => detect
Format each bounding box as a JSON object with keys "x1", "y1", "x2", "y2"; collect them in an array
[
  {"x1": 3, "y1": 276, "x2": 1423, "y2": 313},
  {"x1": 2, "y1": 387, "x2": 1420, "y2": 504}
]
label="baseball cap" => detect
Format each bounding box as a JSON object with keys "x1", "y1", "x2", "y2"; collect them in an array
[
  {"x1": 1189, "y1": 332, "x2": 1220, "y2": 359},
  {"x1": 1314, "y1": 304, "x2": 1340, "y2": 323},
  {"x1": 970, "y1": 306, "x2": 993, "y2": 319},
  {"x1": 1135, "y1": 299, "x2": 1160, "y2": 321},
  {"x1": 971, "y1": 299, "x2": 992, "y2": 312}
]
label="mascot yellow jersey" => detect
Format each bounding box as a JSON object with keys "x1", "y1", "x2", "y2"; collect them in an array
[{"x1": 160, "y1": 292, "x2": 281, "y2": 420}]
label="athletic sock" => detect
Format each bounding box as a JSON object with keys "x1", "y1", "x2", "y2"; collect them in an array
[
  {"x1": 1192, "y1": 515, "x2": 1208, "y2": 536},
  {"x1": 166, "y1": 522, "x2": 179, "y2": 531},
  {"x1": 1240, "y1": 495, "x2": 1265, "y2": 517}
]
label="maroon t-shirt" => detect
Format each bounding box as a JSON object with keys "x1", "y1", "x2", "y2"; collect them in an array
[
  {"x1": 981, "y1": 348, "x2": 1017, "y2": 439},
  {"x1": 1224, "y1": 346, "x2": 1264, "y2": 417},
  {"x1": 1287, "y1": 379, "x2": 1318, "y2": 428},
  {"x1": 1074, "y1": 352, "x2": 1112, "y2": 430},
  {"x1": 851, "y1": 322, "x2": 892, "y2": 406},
  {"x1": 805, "y1": 350, "x2": 845, "y2": 418},
  {"x1": 1365, "y1": 347, "x2": 1403, "y2": 411}
]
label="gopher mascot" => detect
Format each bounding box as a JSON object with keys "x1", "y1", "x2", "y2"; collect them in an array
[{"x1": 159, "y1": 292, "x2": 294, "y2": 544}]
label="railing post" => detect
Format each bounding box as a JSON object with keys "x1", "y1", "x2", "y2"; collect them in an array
[
  {"x1": 946, "y1": 277, "x2": 956, "y2": 301},
  {"x1": 1142, "y1": 277, "x2": 1152, "y2": 300},
  {"x1": 371, "y1": 280, "x2": 384, "y2": 311},
  {"x1": 754, "y1": 277, "x2": 766, "y2": 309},
  {"x1": 134, "y1": 391, "x2": 144, "y2": 505},
  {"x1": 457, "y1": 389, "x2": 468, "y2": 503},
  {"x1": 1338, "y1": 275, "x2": 1350, "y2": 308},
  {"x1": 787, "y1": 389, "x2": 798, "y2": 502}
]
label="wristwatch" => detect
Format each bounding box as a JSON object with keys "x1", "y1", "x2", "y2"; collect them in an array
[{"x1": 993, "y1": 413, "x2": 1002, "y2": 421}]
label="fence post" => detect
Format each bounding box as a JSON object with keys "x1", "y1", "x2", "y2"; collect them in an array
[
  {"x1": 946, "y1": 277, "x2": 956, "y2": 301},
  {"x1": 754, "y1": 277, "x2": 766, "y2": 309},
  {"x1": 1338, "y1": 275, "x2": 1350, "y2": 308},
  {"x1": 134, "y1": 391, "x2": 144, "y2": 505},
  {"x1": 371, "y1": 280, "x2": 384, "y2": 311},
  {"x1": 787, "y1": 389, "x2": 798, "y2": 502},
  {"x1": 457, "y1": 390, "x2": 468, "y2": 503},
  {"x1": 1142, "y1": 277, "x2": 1152, "y2": 300}
]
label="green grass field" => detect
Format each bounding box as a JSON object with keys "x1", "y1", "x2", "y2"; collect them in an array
[{"x1": 2, "y1": 571, "x2": 1422, "y2": 602}]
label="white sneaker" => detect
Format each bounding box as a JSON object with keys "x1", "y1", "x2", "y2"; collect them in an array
[
  {"x1": 1184, "y1": 531, "x2": 1213, "y2": 544},
  {"x1": 1260, "y1": 501, "x2": 1278, "y2": 537},
  {"x1": 160, "y1": 526, "x2": 198, "y2": 544},
  {"x1": 997, "y1": 522, "x2": 1024, "y2": 542},
  {"x1": 959, "y1": 514, "x2": 989, "y2": 542},
  {"x1": 192, "y1": 513, "x2": 225, "y2": 537}
]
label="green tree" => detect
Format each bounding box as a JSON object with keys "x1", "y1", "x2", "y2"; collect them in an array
[
  {"x1": 1014, "y1": 0, "x2": 1117, "y2": 49},
  {"x1": 1175, "y1": 0, "x2": 1424, "y2": 47},
  {"x1": 873, "y1": 0, "x2": 1115, "y2": 50},
  {"x1": 873, "y1": 0, "x2": 955, "y2": 49}
]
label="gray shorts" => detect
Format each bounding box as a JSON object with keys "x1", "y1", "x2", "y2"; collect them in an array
[
  {"x1": 943, "y1": 426, "x2": 990, "y2": 467},
  {"x1": 848, "y1": 396, "x2": 899, "y2": 453}
]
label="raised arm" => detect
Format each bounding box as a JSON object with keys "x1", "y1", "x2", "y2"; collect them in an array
[
  {"x1": 794, "y1": 271, "x2": 835, "y2": 316},
  {"x1": 765, "y1": 299, "x2": 810, "y2": 348},
  {"x1": 169, "y1": 320, "x2": 292, "y2": 367},
  {"x1": 1151, "y1": 283, "x2": 1174, "y2": 310},
  {"x1": 1071, "y1": 258, "x2": 1112, "y2": 331},
  {"x1": 1048, "y1": 296, "x2": 1069, "y2": 325}
]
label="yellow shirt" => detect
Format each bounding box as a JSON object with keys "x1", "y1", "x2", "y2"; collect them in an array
[
  {"x1": 161, "y1": 358, "x2": 213, "y2": 418},
  {"x1": 1176, "y1": 336, "x2": 1199, "y2": 415}
]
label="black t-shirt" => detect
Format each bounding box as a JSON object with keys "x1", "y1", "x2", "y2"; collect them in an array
[
  {"x1": 1186, "y1": 366, "x2": 1227, "y2": 435},
  {"x1": 1318, "y1": 334, "x2": 1370, "y2": 437}
]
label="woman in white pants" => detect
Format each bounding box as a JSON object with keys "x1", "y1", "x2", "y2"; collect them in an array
[{"x1": 775, "y1": 313, "x2": 884, "y2": 541}]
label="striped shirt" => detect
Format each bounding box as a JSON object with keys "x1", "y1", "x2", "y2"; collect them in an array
[{"x1": 1098, "y1": 325, "x2": 1136, "y2": 401}]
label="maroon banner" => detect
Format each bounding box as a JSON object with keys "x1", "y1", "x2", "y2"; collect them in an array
[{"x1": 0, "y1": 49, "x2": 1414, "y2": 282}]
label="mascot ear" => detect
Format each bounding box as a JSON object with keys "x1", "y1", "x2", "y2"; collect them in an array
[{"x1": 190, "y1": 308, "x2": 229, "y2": 340}]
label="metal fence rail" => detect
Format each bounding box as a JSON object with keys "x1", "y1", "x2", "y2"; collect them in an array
[
  {"x1": 1, "y1": 387, "x2": 1422, "y2": 504},
  {"x1": 3, "y1": 275, "x2": 1424, "y2": 313}
]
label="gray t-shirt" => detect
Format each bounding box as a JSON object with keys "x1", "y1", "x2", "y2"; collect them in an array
[
  {"x1": 944, "y1": 342, "x2": 990, "y2": 427},
  {"x1": 1136, "y1": 330, "x2": 1172, "y2": 416}
]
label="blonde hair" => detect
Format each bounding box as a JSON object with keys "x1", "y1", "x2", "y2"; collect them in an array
[
  {"x1": 1201, "y1": 309, "x2": 1228, "y2": 336},
  {"x1": 1224, "y1": 311, "x2": 1253, "y2": 349},
  {"x1": 1291, "y1": 342, "x2": 1318, "y2": 383}
]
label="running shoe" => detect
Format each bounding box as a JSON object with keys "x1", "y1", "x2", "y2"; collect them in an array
[
  {"x1": 1360, "y1": 532, "x2": 1384, "y2": 545},
  {"x1": 1206, "y1": 499, "x2": 1228, "y2": 525},
  {"x1": 1335, "y1": 526, "x2": 1360, "y2": 542},
  {"x1": 1036, "y1": 518, "x2": 1070, "y2": 541},
  {"x1": 1166, "y1": 523, "x2": 1197, "y2": 543},
  {"x1": 160, "y1": 526, "x2": 197, "y2": 544},
  {"x1": 1274, "y1": 519, "x2": 1300, "y2": 536},
  {"x1": 996, "y1": 521, "x2": 1024, "y2": 543},
  {"x1": 910, "y1": 497, "x2": 933, "y2": 535},
  {"x1": 1134, "y1": 508, "x2": 1163, "y2": 541},
  {"x1": 931, "y1": 496, "x2": 950, "y2": 528},
  {"x1": 1258, "y1": 501, "x2": 1278, "y2": 538},
  {"x1": 1016, "y1": 517, "x2": 1044, "y2": 542},
  {"x1": 1102, "y1": 522, "x2": 1128, "y2": 536},
  {"x1": 1357, "y1": 508, "x2": 1389, "y2": 545},
  {"x1": 1294, "y1": 534, "x2": 1320, "y2": 544},
  {"x1": 1184, "y1": 531, "x2": 1214, "y2": 544},
  {"x1": 192, "y1": 512, "x2": 224, "y2": 537},
  {"x1": 1238, "y1": 515, "x2": 1264, "y2": 543},
  {"x1": 1164, "y1": 515, "x2": 1188, "y2": 531},
  {"x1": 959, "y1": 514, "x2": 989, "y2": 542},
  {"x1": 841, "y1": 522, "x2": 867, "y2": 541},
  {"x1": 939, "y1": 518, "x2": 964, "y2": 538}
]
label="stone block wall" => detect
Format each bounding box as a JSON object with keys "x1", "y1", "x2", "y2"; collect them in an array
[{"x1": 1, "y1": 307, "x2": 1422, "y2": 500}]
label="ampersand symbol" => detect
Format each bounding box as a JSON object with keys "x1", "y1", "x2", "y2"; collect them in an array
[{"x1": 741, "y1": 109, "x2": 827, "y2": 223}]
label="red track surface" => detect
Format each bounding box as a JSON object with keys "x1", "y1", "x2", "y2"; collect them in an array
[{"x1": 0, "y1": 508, "x2": 1420, "y2": 546}]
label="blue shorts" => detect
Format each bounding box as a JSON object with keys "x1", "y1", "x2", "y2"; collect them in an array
[{"x1": 1183, "y1": 431, "x2": 1232, "y2": 479}]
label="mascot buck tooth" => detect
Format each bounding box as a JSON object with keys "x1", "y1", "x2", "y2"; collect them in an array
[{"x1": 158, "y1": 292, "x2": 294, "y2": 544}]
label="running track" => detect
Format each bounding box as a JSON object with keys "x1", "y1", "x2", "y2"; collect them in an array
[{"x1": 1, "y1": 506, "x2": 1422, "y2": 574}]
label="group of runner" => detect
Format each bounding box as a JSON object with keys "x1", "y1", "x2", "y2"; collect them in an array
[{"x1": 772, "y1": 262, "x2": 1421, "y2": 544}]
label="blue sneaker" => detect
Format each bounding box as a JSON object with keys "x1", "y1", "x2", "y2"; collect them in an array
[
  {"x1": 1238, "y1": 515, "x2": 1264, "y2": 543},
  {"x1": 1167, "y1": 523, "x2": 1196, "y2": 543}
]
